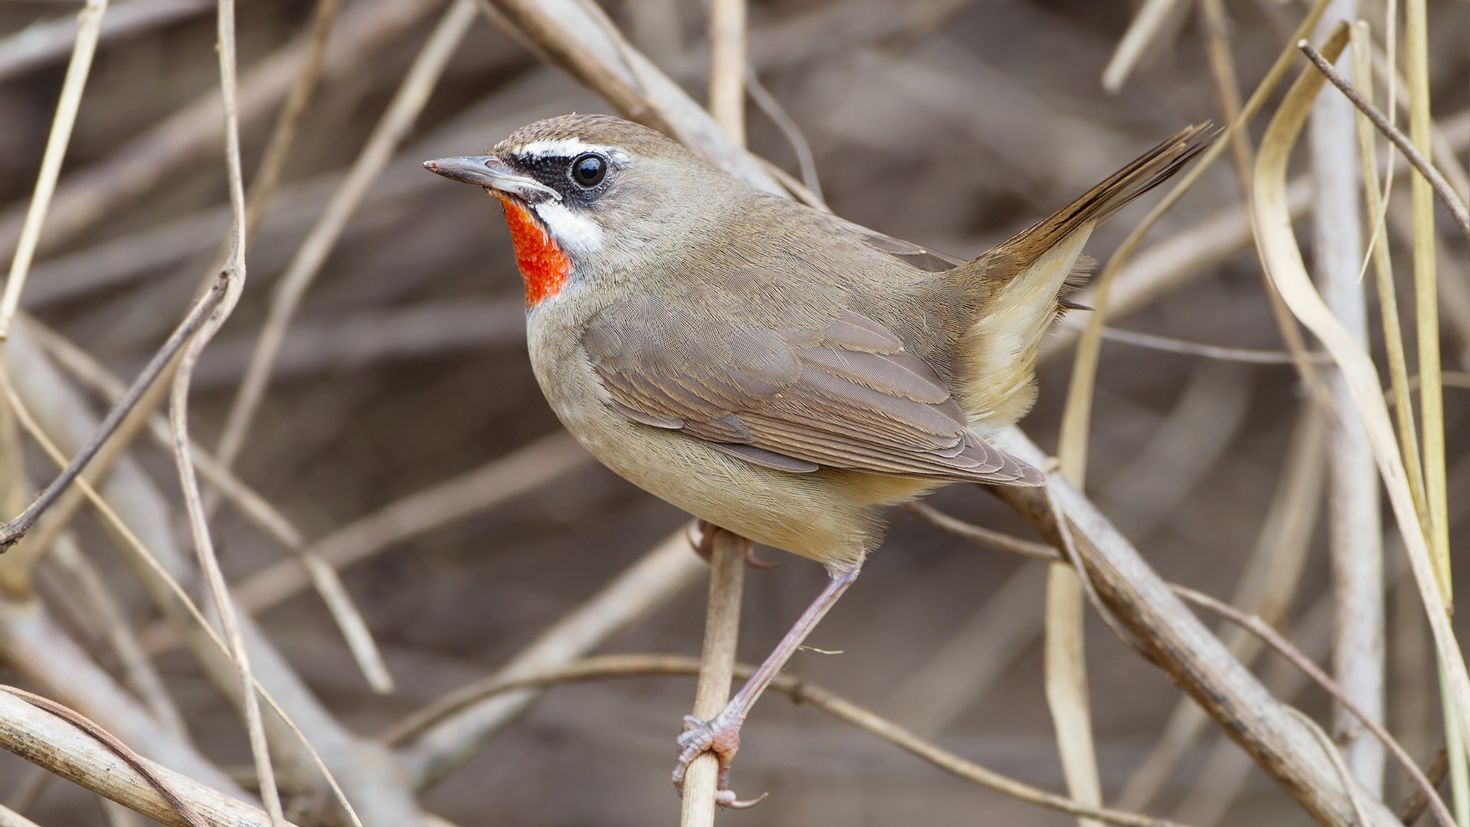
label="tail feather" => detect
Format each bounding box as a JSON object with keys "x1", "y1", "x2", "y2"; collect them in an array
[
  {"x1": 950, "y1": 124, "x2": 1213, "y2": 426},
  {"x1": 993, "y1": 123, "x2": 1213, "y2": 271}
]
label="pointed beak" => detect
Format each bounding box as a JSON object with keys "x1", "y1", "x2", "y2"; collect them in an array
[{"x1": 421, "y1": 155, "x2": 560, "y2": 204}]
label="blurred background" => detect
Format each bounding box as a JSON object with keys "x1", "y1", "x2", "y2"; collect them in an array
[{"x1": 0, "y1": 0, "x2": 1467, "y2": 825}]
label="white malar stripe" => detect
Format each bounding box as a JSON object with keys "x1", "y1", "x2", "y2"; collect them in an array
[{"x1": 532, "y1": 201, "x2": 604, "y2": 254}]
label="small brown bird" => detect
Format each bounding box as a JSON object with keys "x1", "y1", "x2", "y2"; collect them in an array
[{"x1": 425, "y1": 114, "x2": 1207, "y2": 805}]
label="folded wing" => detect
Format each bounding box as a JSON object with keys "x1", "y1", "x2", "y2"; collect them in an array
[{"x1": 581, "y1": 295, "x2": 1043, "y2": 486}]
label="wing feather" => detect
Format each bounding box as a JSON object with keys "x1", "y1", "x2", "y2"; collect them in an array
[{"x1": 582, "y1": 298, "x2": 1043, "y2": 486}]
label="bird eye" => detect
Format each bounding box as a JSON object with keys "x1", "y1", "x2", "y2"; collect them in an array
[{"x1": 569, "y1": 153, "x2": 607, "y2": 188}]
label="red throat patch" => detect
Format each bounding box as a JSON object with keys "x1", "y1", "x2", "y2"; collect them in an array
[{"x1": 495, "y1": 194, "x2": 570, "y2": 307}]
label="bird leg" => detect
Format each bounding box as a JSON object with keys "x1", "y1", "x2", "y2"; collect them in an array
[
  {"x1": 672, "y1": 562, "x2": 862, "y2": 806},
  {"x1": 691, "y1": 519, "x2": 779, "y2": 570}
]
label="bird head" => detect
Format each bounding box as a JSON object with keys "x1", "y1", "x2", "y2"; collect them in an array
[{"x1": 424, "y1": 113, "x2": 726, "y2": 308}]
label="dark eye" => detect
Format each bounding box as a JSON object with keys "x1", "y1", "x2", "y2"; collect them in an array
[{"x1": 570, "y1": 153, "x2": 606, "y2": 188}]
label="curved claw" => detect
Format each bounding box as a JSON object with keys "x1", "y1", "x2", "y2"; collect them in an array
[{"x1": 714, "y1": 789, "x2": 770, "y2": 809}]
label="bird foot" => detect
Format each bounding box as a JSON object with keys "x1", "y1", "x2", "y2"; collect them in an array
[
  {"x1": 691, "y1": 521, "x2": 779, "y2": 570},
  {"x1": 672, "y1": 712, "x2": 767, "y2": 809}
]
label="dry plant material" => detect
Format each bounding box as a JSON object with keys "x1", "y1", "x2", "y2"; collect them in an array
[
  {"x1": 0, "y1": 686, "x2": 209, "y2": 827},
  {"x1": 1297, "y1": 42, "x2": 1470, "y2": 241},
  {"x1": 387, "y1": 654, "x2": 1187, "y2": 827},
  {"x1": 1252, "y1": 23, "x2": 1470, "y2": 768},
  {"x1": 0, "y1": 0, "x2": 109, "y2": 339},
  {"x1": 1101, "y1": 0, "x2": 1190, "y2": 93},
  {"x1": 166, "y1": 1, "x2": 284, "y2": 823},
  {"x1": 394, "y1": 528, "x2": 707, "y2": 787},
  {"x1": 680, "y1": 530, "x2": 753, "y2": 819},
  {"x1": 213, "y1": 0, "x2": 481, "y2": 475},
  {"x1": 21, "y1": 318, "x2": 394, "y2": 691},
  {"x1": 1306, "y1": 1, "x2": 1384, "y2": 792},
  {"x1": 454, "y1": 0, "x2": 1415, "y2": 820},
  {"x1": 0, "y1": 690, "x2": 287, "y2": 827},
  {"x1": 0, "y1": 280, "x2": 227, "y2": 549},
  {"x1": 0, "y1": 364, "x2": 369, "y2": 827},
  {"x1": 1048, "y1": 2, "x2": 1339, "y2": 818}
]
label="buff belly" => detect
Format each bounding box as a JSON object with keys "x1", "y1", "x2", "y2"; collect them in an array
[{"x1": 526, "y1": 318, "x2": 937, "y2": 569}]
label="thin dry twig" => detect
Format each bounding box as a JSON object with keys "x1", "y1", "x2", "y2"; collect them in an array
[
  {"x1": 0, "y1": 281, "x2": 227, "y2": 549},
  {"x1": 1298, "y1": 41, "x2": 1470, "y2": 241},
  {"x1": 0, "y1": 362, "x2": 370, "y2": 827},
  {"x1": 46, "y1": 534, "x2": 190, "y2": 739},
  {"x1": 168, "y1": 1, "x2": 283, "y2": 822},
  {"x1": 1253, "y1": 26, "x2": 1470, "y2": 772},
  {"x1": 212, "y1": 0, "x2": 481, "y2": 476},
  {"x1": 681, "y1": 530, "x2": 751, "y2": 819},
  {"x1": 0, "y1": 0, "x2": 110, "y2": 339},
  {"x1": 1172, "y1": 587, "x2": 1452, "y2": 827},
  {"x1": 0, "y1": 0, "x2": 440, "y2": 263},
  {"x1": 916, "y1": 503, "x2": 1454, "y2": 826},
  {"x1": 1073, "y1": 325, "x2": 1325, "y2": 365},
  {"x1": 385, "y1": 654, "x2": 1189, "y2": 827},
  {"x1": 23, "y1": 318, "x2": 393, "y2": 691}
]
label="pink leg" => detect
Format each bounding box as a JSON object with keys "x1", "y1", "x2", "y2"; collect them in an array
[{"x1": 672, "y1": 562, "x2": 862, "y2": 806}]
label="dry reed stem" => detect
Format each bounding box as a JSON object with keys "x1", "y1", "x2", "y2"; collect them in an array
[
  {"x1": 1050, "y1": 3, "x2": 1329, "y2": 819},
  {"x1": 46, "y1": 535, "x2": 190, "y2": 739},
  {"x1": 0, "y1": 0, "x2": 109, "y2": 340},
  {"x1": 387, "y1": 654, "x2": 1189, "y2": 827},
  {"x1": 924, "y1": 496, "x2": 1458, "y2": 824},
  {"x1": 0, "y1": 590, "x2": 243, "y2": 796},
  {"x1": 1350, "y1": 25, "x2": 1430, "y2": 536},
  {"x1": 989, "y1": 431, "x2": 1401, "y2": 826},
  {"x1": 1306, "y1": 2, "x2": 1385, "y2": 792},
  {"x1": 1171, "y1": 587, "x2": 1454, "y2": 827},
  {"x1": 241, "y1": 0, "x2": 343, "y2": 238},
  {"x1": 0, "y1": 691, "x2": 289, "y2": 827},
  {"x1": 0, "y1": 687, "x2": 208, "y2": 827},
  {"x1": 197, "y1": 0, "x2": 341, "y2": 521},
  {"x1": 212, "y1": 0, "x2": 479, "y2": 476}
]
